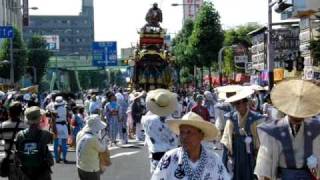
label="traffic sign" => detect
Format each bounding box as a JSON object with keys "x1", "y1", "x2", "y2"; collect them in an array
[
  {"x1": 0, "y1": 26, "x2": 14, "y2": 39},
  {"x1": 92, "y1": 41, "x2": 117, "y2": 67}
]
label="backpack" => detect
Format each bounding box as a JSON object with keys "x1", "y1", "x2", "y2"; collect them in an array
[{"x1": 16, "y1": 129, "x2": 52, "y2": 171}]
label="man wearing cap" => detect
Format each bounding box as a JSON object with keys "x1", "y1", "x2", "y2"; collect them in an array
[
  {"x1": 142, "y1": 89, "x2": 179, "y2": 173},
  {"x1": 221, "y1": 87, "x2": 264, "y2": 180},
  {"x1": 255, "y1": 80, "x2": 320, "y2": 180},
  {"x1": 151, "y1": 112, "x2": 230, "y2": 180},
  {"x1": 15, "y1": 106, "x2": 54, "y2": 180},
  {"x1": 191, "y1": 94, "x2": 210, "y2": 121},
  {"x1": 76, "y1": 114, "x2": 109, "y2": 180}
]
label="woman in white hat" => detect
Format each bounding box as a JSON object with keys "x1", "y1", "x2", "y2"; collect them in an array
[
  {"x1": 255, "y1": 80, "x2": 320, "y2": 180},
  {"x1": 151, "y1": 112, "x2": 230, "y2": 180},
  {"x1": 220, "y1": 86, "x2": 265, "y2": 180},
  {"x1": 142, "y1": 89, "x2": 179, "y2": 173},
  {"x1": 76, "y1": 114, "x2": 108, "y2": 180}
]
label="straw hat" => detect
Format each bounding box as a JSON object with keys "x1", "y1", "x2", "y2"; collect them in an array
[
  {"x1": 167, "y1": 112, "x2": 218, "y2": 141},
  {"x1": 216, "y1": 85, "x2": 243, "y2": 101},
  {"x1": 271, "y1": 80, "x2": 320, "y2": 118},
  {"x1": 129, "y1": 91, "x2": 143, "y2": 102},
  {"x1": 215, "y1": 85, "x2": 242, "y2": 93},
  {"x1": 225, "y1": 86, "x2": 254, "y2": 103},
  {"x1": 146, "y1": 89, "x2": 177, "y2": 117}
]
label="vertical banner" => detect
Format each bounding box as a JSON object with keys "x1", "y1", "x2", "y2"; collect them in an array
[{"x1": 23, "y1": 0, "x2": 29, "y2": 26}]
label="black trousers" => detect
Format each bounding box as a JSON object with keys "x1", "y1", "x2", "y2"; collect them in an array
[{"x1": 78, "y1": 168, "x2": 100, "y2": 180}]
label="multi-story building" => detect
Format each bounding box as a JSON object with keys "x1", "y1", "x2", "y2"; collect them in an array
[
  {"x1": 23, "y1": 0, "x2": 94, "y2": 56},
  {"x1": 0, "y1": 0, "x2": 23, "y2": 30},
  {"x1": 281, "y1": 0, "x2": 320, "y2": 79}
]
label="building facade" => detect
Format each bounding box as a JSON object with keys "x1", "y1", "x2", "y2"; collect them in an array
[
  {"x1": 0, "y1": 0, "x2": 23, "y2": 30},
  {"x1": 23, "y1": 0, "x2": 94, "y2": 56}
]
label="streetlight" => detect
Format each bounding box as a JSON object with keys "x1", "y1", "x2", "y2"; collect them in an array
[
  {"x1": 267, "y1": 0, "x2": 292, "y2": 90},
  {"x1": 218, "y1": 45, "x2": 237, "y2": 86}
]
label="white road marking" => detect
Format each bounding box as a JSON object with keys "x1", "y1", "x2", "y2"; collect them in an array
[{"x1": 110, "y1": 151, "x2": 140, "y2": 159}]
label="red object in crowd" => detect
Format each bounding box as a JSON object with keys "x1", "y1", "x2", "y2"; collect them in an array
[{"x1": 191, "y1": 104, "x2": 210, "y2": 121}]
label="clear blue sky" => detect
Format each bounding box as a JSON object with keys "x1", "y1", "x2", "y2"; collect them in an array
[{"x1": 29, "y1": 0, "x2": 281, "y2": 49}]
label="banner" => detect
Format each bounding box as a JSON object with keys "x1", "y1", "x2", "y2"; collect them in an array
[{"x1": 274, "y1": 68, "x2": 284, "y2": 81}]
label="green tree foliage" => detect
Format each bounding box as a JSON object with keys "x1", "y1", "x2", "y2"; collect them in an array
[
  {"x1": 188, "y1": 2, "x2": 224, "y2": 68},
  {"x1": 78, "y1": 70, "x2": 107, "y2": 89},
  {"x1": 0, "y1": 27, "x2": 27, "y2": 82},
  {"x1": 109, "y1": 69, "x2": 126, "y2": 87},
  {"x1": 223, "y1": 23, "x2": 261, "y2": 75},
  {"x1": 180, "y1": 67, "x2": 193, "y2": 85},
  {"x1": 27, "y1": 35, "x2": 52, "y2": 84},
  {"x1": 171, "y1": 19, "x2": 194, "y2": 69},
  {"x1": 310, "y1": 15, "x2": 320, "y2": 65}
]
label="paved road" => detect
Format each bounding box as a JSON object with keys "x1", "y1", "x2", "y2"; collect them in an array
[{"x1": 0, "y1": 140, "x2": 151, "y2": 180}]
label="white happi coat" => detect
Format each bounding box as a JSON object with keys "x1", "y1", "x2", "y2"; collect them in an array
[{"x1": 151, "y1": 147, "x2": 231, "y2": 180}]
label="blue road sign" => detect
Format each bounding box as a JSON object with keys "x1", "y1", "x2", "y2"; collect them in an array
[
  {"x1": 92, "y1": 41, "x2": 117, "y2": 67},
  {"x1": 0, "y1": 26, "x2": 14, "y2": 39}
]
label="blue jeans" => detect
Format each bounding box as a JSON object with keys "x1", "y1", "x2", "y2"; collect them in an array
[{"x1": 53, "y1": 138, "x2": 67, "y2": 161}]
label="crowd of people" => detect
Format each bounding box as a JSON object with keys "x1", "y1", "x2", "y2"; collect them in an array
[{"x1": 0, "y1": 79, "x2": 319, "y2": 179}]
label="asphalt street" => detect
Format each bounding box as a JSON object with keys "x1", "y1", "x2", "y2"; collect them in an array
[{"x1": 0, "y1": 140, "x2": 151, "y2": 180}]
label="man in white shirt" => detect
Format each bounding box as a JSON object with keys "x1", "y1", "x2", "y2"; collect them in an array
[
  {"x1": 152, "y1": 112, "x2": 230, "y2": 180},
  {"x1": 143, "y1": 89, "x2": 179, "y2": 173}
]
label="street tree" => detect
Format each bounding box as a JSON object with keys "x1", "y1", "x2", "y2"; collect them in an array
[
  {"x1": 171, "y1": 19, "x2": 195, "y2": 69},
  {"x1": 180, "y1": 67, "x2": 193, "y2": 85},
  {"x1": 0, "y1": 27, "x2": 27, "y2": 82},
  {"x1": 223, "y1": 23, "x2": 261, "y2": 75},
  {"x1": 188, "y1": 2, "x2": 224, "y2": 88},
  {"x1": 27, "y1": 35, "x2": 52, "y2": 84}
]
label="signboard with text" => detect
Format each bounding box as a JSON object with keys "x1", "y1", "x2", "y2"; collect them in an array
[
  {"x1": 0, "y1": 26, "x2": 14, "y2": 39},
  {"x1": 92, "y1": 41, "x2": 117, "y2": 67},
  {"x1": 43, "y1": 35, "x2": 60, "y2": 50}
]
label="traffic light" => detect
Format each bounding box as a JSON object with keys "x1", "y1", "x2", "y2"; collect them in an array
[{"x1": 274, "y1": 0, "x2": 293, "y2": 13}]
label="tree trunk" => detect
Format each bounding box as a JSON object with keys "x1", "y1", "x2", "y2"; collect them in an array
[{"x1": 209, "y1": 66, "x2": 212, "y2": 90}]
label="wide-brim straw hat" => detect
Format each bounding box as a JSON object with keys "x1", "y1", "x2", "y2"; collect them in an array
[
  {"x1": 146, "y1": 89, "x2": 177, "y2": 117},
  {"x1": 167, "y1": 112, "x2": 218, "y2": 141},
  {"x1": 129, "y1": 91, "x2": 144, "y2": 101},
  {"x1": 271, "y1": 80, "x2": 320, "y2": 118},
  {"x1": 215, "y1": 85, "x2": 242, "y2": 93},
  {"x1": 225, "y1": 86, "x2": 254, "y2": 103}
]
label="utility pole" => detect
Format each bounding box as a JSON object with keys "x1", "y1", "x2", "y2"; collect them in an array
[{"x1": 10, "y1": 38, "x2": 14, "y2": 85}]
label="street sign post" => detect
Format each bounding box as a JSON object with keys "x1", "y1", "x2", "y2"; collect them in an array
[
  {"x1": 92, "y1": 41, "x2": 118, "y2": 67},
  {"x1": 0, "y1": 26, "x2": 14, "y2": 38},
  {"x1": 0, "y1": 26, "x2": 14, "y2": 85}
]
